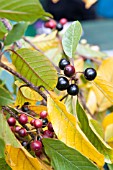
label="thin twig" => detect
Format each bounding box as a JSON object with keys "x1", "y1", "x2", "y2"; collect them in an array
[
  {"x1": 0, "y1": 62, "x2": 47, "y2": 101},
  {"x1": 79, "y1": 55, "x2": 101, "y2": 65},
  {"x1": 60, "y1": 94, "x2": 68, "y2": 101},
  {"x1": 0, "y1": 18, "x2": 12, "y2": 31}
]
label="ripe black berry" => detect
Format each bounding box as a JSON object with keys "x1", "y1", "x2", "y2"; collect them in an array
[
  {"x1": 21, "y1": 141, "x2": 28, "y2": 147},
  {"x1": 59, "y1": 58, "x2": 70, "y2": 70},
  {"x1": 42, "y1": 118, "x2": 48, "y2": 127},
  {"x1": 21, "y1": 105, "x2": 29, "y2": 112},
  {"x1": 30, "y1": 140, "x2": 42, "y2": 151},
  {"x1": 56, "y1": 23, "x2": 63, "y2": 31},
  {"x1": 64, "y1": 65, "x2": 75, "y2": 77},
  {"x1": 7, "y1": 117, "x2": 16, "y2": 126},
  {"x1": 84, "y1": 68, "x2": 97, "y2": 81},
  {"x1": 56, "y1": 77, "x2": 69, "y2": 91},
  {"x1": 18, "y1": 114, "x2": 28, "y2": 125},
  {"x1": 67, "y1": 84, "x2": 79, "y2": 96}
]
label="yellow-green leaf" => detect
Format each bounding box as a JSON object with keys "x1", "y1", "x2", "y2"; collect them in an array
[
  {"x1": 47, "y1": 94, "x2": 104, "y2": 167},
  {"x1": 11, "y1": 48, "x2": 57, "y2": 90},
  {"x1": 102, "y1": 113, "x2": 113, "y2": 130}
]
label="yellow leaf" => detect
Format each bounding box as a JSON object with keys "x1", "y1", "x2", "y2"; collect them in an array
[
  {"x1": 31, "y1": 30, "x2": 59, "y2": 52},
  {"x1": 105, "y1": 124, "x2": 113, "y2": 142},
  {"x1": 5, "y1": 145, "x2": 51, "y2": 170},
  {"x1": 102, "y1": 113, "x2": 113, "y2": 130},
  {"x1": 47, "y1": 94, "x2": 104, "y2": 167},
  {"x1": 74, "y1": 58, "x2": 84, "y2": 72},
  {"x1": 29, "y1": 105, "x2": 47, "y2": 114},
  {"x1": 83, "y1": 0, "x2": 97, "y2": 8},
  {"x1": 1, "y1": 55, "x2": 16, "y2": 71}
]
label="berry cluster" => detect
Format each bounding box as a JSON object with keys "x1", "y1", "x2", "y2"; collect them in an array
[
  {"x1": 44, "y1": 18, "x2": 67, "y2": 31},
  {"x1": 7, "y1": 103, "x2": 54, "y2": 158},
  {"x1": 56, "y1": 58, "x2": 97, "y2": 96}
]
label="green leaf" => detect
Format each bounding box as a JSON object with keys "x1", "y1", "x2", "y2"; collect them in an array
[
  {"x1": 62, "y1": 21, "x2": 82, "y2": 58},
  {"x1": 0, "y1": 86, "x2": 13, "y2": 106},
  {"x1": 108, "y1": 164, "x2": 113, "y2": 170},
  {"x1": 11, "y1": 48, "x2": 57, "y2": 90},
  {"x1": 4, "y1": 22, "x2": 28, "y2": 45},
  {"x1": 0, "y1": 0, "x2": 51, "y2": 22},
  {"x1": 0, "y1": 112, "x2": 20, "y2": 147},
  {"x1": 0, "y1": 138, "x2": 5, "y2": 158},
  {"x1": 43, "y1": 138, "x2": 99, "y2": 170},
  {"x1": 0, "y1": 158, "x2": 11, "y2": 170},
  {"x1": 64, "y1": 95, "x2": 76, "y2": 115},
  {"x1": 76, "y1": 100, "x2": 113, "y2": 163},
  {"x1": 76, "y1": 44, "x2": 106, "y2": 58},
  {"x1": 0, "y1": 21, "x2": 8, "y2": 39}
]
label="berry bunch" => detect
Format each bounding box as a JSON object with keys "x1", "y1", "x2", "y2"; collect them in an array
[
  {"x1": 44, "y1": 18, "x2": 67, "y2": 31},
  {"x1": 7, "y1": 104, "x2": 55, "y2": 158},
  {"x1": 56, "y1": 58, "x2": 97, "y2": 96}
]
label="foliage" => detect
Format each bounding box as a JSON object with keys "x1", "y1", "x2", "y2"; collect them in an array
[{"x1": 0, "y1": 0, "x2": 113, "y2": 170}]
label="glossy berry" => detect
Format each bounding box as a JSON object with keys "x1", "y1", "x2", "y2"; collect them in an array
[
  {"x1": 21, "y1": 141, "x2": 28, "y2": 147},
  {"x1": 18, "y1": 128, "x2": 27, "y2": 137},
  {"x1": 67, "y1": 84, "x2": 79, "y2": 96},
  {"x1": 30, "y1": 119, "x2": 35, "y2": 126},
  {"x1": 59, "y1": 18, "x2": 67, "y2": 25},
  {"x1": 34, "y1": 119, "x2": 43, "y2": 128},
  {"x1": 48, "y1": 122, "x2": 54, "y2": 132},
  {"x1": 10, "y1": 126, "x2": 15, "y2": 132},
  {"x1": 59, "y1": 58, "x2": 70, "y2": 70},
  {"x1": 7, "y1": 117, "x2": 16, "y2": 126},
  {"x1": 21, "y1": 105, "x2": 29, "y2": 112},
  {"x1": 64, "y1": 65, "x2": 75, "y2": 77},
  {"x1": 42, "y1": 118, "x2": 48, "y2": 127},
  {"x1": 30, "y1": 140, "x2": 42, "y2": 151},
  {"x1": 35, "y1": 150, "x2": 42, "y2": 157},
  {"x1": 56, "y1": 23, "x2": 63, "y2": 31},
  {"x1": 84, "y1": 68, "x2": 97, "y2": 81},
  {"x1": 43, "y1": 130, "x2": 53, "y2": 138},
  {"x1": 44, "y1": 19, "x2": 56, "y2": 29},
  {"x1": 40, "y1": 111, "x2": 48, "y2": 119},
  {"x1": 18, "y1": 114, "x2": 28, "y2": 125},
  {"x1": 15, "y1": 126, "x2": 21, "y2": 133},
  {"x1": 56, "y1": 77, "x2": 69, "y2": 91}
]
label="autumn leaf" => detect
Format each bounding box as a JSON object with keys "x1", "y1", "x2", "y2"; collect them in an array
[
  {"x1": 29, "y1": 105, "x2": 47, "y2": 115},
  {"x1": 83, "y1": 0, "x2": 97, "y2": 8},
  {"x1": 102, "y1": 113, "x2": 113, "y2": 130},
  {"x1": 47, "y1": 93, "x2": 104, "y2": 167},
  {"x1": 1, "y1": 55, "x2": 16, "y2": 71},
  {"x1": 5, "y1": 145, "x2": 52, "y2": 170}
]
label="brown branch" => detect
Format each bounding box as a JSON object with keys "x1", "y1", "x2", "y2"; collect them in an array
[
  {"x1": 0, "y1": 62, "x2": 47, "y2": 101},
  {"x1": 79, "y1": 55, "x2": 102, "y2": 65}
]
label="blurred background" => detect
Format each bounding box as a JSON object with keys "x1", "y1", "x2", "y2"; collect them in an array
[{"x1": 26, "y1": 0, "x2": 113, "y2": 52}]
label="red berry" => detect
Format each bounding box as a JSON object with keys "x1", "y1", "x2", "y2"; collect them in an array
[
  {"x1": 44, "y1": 19, "x2": 56, "y2": 29},
  {"x1": 30, "y1": 140, "x2": 42, "y2": 151},
  {"x1": 15, "y1": 126, "x2": 21, "y2": 133},
  {"x1": 34, "y1": 119, "x2": 43, "y2": 128},
  {"x1": 48, "y1": 122, "x2": 54, "y2": 132},
  {"x1": 18, "y1": 128, "x2": 27, "y2": 137},
  {"x1": 64, "y1": 65, "x2": 75, "y2": 77},
  {"x1": 43, "y1": 130, "x2": 53, "y2": 138},
  {"x1": 7, "y1": 117, "x2": 16, "y2": 126},
  {"x1": 40, "y1": 111, "x2": 48, "y2": 119},
  {"x1": 10, "y1": 126, "x2": 15, "y2": 132},
  {"x1": 35, "y1": 150, "x2": 42, "y2": 157},
  {"x1": 30, "y1": 119, "x2": 35, "y2": 126},
  {"x1": 59, "y1": 18, "x2": 67, "y2": 25},
  {"x1": 18, "y1": 114, "x2": 28, "y2": 125}
]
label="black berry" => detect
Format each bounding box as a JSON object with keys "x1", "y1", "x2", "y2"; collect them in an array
[
  {"x1": 42, "y1": 118, "x2": 48, "y2": 127},
  {"x1": 84, "y1": 68, "x2": 97, "y2": 81},
  {"x1": 67, "y1": 84, "x2": 79, "y2": 96},
  {"x1": 64, "y1": 65, "x2": 75, "y2": 77},
  {"x1": 56, "y1": 77, "x2": 69, "y2": 91},
  {"x1": 56, "y1": 23, "x2": 63, "y2": 31},
  {"x1": 59, "y1": 58, "x2": 70, "y2": 70},
  {"x1": 21, "y1": 105, "x2": 29, "y2": 112},
  {"x1": 21, "y1": 141, "x2": 28, "y2": 147}
]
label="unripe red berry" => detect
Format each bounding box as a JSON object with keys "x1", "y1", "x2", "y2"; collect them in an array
[
  {"x1": 64, "y1": 65, "x2": 75, "y2": 77},
  {"x1": 34, "y1": 119, "x2": 43, "y2": 128},
  {"x1": 30, "y1": 140, "x2": 42, "y2": 151},
  {"x1": 43, "y1": 130, "x2": 53, "y2": 138},
  {"x1": 30, "y1": 119, "x2": 35, "y2": 126},
  {"x1": 48, "y1": 122, "x2": 54, "y2": 132},
  {"x1": 18, "y1": 128, "x2": 27, "y2": 137},
  {"x1": 59, "y1": 18, "x2": 67, "y2": 25},
  {"x1": 15, "y1": 126, "x2": 21, "y2": 133},
  {"x1": 44, "y1": 19, "x2": 56, "y2": 29},
  {"x1": 35, "y1": 150, "x2": 42, "y2": 157},
  {"x1": 7, "y1": 117, "x2": 16, "y2": 126},
  {"x1": 10, "y1": 126, "x2": 15, "y2": 132},
  {"x1": 18, "y1": 114, "x2": 28, "y2": 125},
  {"x1": 40, "y1": 111, "x2": 48, "y2": 119}
]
